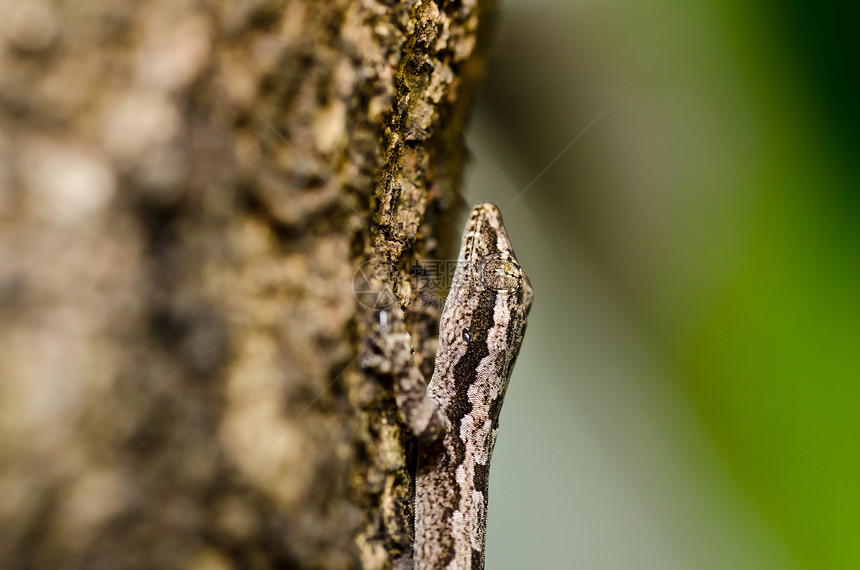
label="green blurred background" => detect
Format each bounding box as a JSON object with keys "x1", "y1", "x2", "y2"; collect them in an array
[{"x1": 465, "y1": 1, "x2": 859, "y2": 568}]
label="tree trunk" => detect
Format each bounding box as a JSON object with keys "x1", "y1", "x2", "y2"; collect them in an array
[{"x1": 0, "y1": 1, "x2": 494, "y2": 568}]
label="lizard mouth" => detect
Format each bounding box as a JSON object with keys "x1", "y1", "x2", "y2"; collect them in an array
[{"x1": 463, "y1": 203, "x2": 511, "y2": 260}]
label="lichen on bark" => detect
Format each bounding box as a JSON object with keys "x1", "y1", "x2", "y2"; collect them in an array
[{"x1": 0, "y1": 0, "x2": 494, "y2": 568}]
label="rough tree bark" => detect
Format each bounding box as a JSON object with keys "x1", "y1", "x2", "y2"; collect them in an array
[{"x1": 0, "y1": 0, "x2": 494, "y2": 568}]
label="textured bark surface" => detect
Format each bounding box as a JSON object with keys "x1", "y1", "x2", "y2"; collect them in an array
[{"x1": 0, "y1": 0, "x2": 493, "y2": 568}]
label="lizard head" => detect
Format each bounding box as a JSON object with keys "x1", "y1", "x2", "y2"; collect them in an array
[
  {"x1": 462, "y1": 202, "x2": 533, "y2": 316},
  {"x1": 433, "y1": 202, "x2": 533, "y2": 419}
]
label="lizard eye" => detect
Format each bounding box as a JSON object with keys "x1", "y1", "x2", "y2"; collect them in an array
[
  {"x1": 477, "y1": 253, "x2": 521, "y2": 292},
  {"x1": 463, "y1": 330, "x2": 471, "y2": 342}
]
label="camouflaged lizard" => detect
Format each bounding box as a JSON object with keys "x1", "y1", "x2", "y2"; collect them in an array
[
  {"x1": 412, "y1": 203, "x2": 533, "y2": 569},
  {"x1": 363, "y1": 202, "x2": 532, "y2": 568}
]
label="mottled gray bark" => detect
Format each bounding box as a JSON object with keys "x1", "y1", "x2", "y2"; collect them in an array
[{"x1": 0, "y1": 0, "x2": 493, "y2": 568}]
